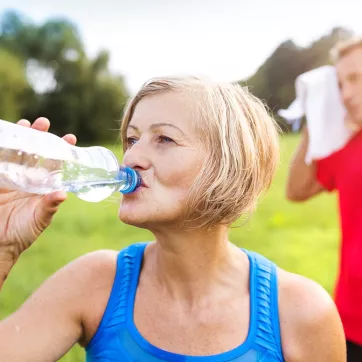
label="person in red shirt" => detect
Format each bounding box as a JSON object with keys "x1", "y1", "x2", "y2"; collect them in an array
[{"x1": 287, "y1": 37, "x2": 362, "y2": 362}]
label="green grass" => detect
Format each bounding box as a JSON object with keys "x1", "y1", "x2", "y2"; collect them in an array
[{"x1": 0, "y1": 134, "x2": 340, "y2": 361}]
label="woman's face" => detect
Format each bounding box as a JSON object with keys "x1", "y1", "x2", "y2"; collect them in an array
[{"x1": 119, "y1": 92, "x2": 206, "y2": 229}]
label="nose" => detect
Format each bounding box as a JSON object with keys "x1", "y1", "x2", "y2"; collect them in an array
[{"x1": 123, "y1": 139, "x2": 152, "y2": 171}]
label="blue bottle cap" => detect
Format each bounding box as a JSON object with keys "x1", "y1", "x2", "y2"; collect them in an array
[{"x1": 119, "y1": 167, "x2": 141, "y2": 194}]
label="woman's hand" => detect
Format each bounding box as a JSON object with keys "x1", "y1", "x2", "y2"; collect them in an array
[{"x1": 0, "y1": 117, "x2": 77, "y2": 283}]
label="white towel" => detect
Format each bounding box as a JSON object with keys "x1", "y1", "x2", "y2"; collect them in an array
[{"x1": 278, "y1": 65, "x2": 354, "y2": 164}]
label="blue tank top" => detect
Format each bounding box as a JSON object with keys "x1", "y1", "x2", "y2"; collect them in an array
[{"x1": 86, "y1": 242, "x2": 284, "y2": 361}]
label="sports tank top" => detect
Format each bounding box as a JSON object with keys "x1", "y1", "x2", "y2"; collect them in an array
[{"x1": 86, "y1": 242, "x2": 284, "y2": 361}]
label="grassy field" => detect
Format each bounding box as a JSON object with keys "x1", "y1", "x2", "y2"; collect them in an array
[{"x1": 0, "y1": 134, "x2": 340, "y2": 361}]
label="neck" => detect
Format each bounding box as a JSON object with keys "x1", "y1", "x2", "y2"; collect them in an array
[{"x1": 147, "y1": 225, "x2": 244, "y2": 303}]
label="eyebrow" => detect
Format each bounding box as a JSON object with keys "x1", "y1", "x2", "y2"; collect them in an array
[{"x1": 128, "y1": 122, "x2": 185, "y2": 135}]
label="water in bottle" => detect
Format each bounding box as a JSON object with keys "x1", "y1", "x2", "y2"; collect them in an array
[{"x1": 0, "y1": 119, "x2": 141, "y2": 202}]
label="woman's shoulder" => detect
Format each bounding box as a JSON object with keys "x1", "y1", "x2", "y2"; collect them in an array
[
  {"x1": 276, "y1": 268, "x2": 345, "y2": 361},
  {"x1": 71, "y1": 242, "x2": 149, "y2": 276},
  {"x1": 45, "y1": 249, "x2": 119, "y2": 298},
  {"x1": 65, "y1": 249, "x2": 120, "y2": 346},
  {"x1": 66, "y1": 249, "x2": 120, "y2": 299},
  {"x1": 67, "y1": 249, "x2": 119, "y2": 282},
  {"x1": 277, "y1": 268, "x2": 337, "y2": 326}
]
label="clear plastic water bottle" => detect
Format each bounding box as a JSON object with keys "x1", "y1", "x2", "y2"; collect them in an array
[{"x1": 0, "y1": 119, "x2": 141, "y2": 202}]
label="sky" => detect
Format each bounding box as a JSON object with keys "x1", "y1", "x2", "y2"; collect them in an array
[{"x1": 1, "y1": 0, "x2": 362, "y2": 94}]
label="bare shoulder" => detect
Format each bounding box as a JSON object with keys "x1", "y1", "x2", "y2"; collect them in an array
[
  {"x1": 41, "y1": 249, "x2": 119, "y2": 298},
  {"x1": 61, "y1": 249, "x2": 119, "y2": 345},
  {"x1": 277, "y1": 268, "x2": 346, "y2": 362},
  {"x1": 61, "y1": 249, "x2": 119, "y2": 284},
  {"x1": 32, "y1": 249, "x2": 119, "y2": 346},
  {"x1": 19, "y1": 249, "x2": 119, "y2": 305},
  {"x1": 3, "y1": 248, "x2": 120, "y2": 357}
]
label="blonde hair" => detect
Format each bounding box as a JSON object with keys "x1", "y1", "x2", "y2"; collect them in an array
[
  {"x1": 120, "y1": 76, "x2": 280, "y2": 229},
  {"x1": 331, "y1": 36, "x2": 362, "y2": 63}
]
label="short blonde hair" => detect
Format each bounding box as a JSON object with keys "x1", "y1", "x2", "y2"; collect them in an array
[
  {"x1": 331, "y1": 36, "x2": 362, "y2": 63},
  {"x1": 120, "y1": 76, "x2": 280, "y2": 228}
]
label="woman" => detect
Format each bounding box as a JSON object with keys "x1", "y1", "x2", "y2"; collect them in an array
[{"x1": 0, "y1": 77, "x2": 345, "y2": 361}]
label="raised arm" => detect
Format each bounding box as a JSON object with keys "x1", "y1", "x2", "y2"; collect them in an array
[
  {"x1": 0, "y1": 117, "x2": 86, "y2": 361},
  {"x1": 286, "y1": 127, "x2": 325, "y2": 202}
]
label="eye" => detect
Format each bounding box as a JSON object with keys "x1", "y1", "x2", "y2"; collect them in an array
[
  {"x1": 126, "y1": 137, "x2": 138, "y2": 148},
  {"x1": 157, "y1": 135, "x2": 175, "y2": 144}
]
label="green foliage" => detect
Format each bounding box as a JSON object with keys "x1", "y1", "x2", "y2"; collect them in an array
[
  {"x1": 32, "y1": 51, "x2": 128, "y2": 142},
  {"x1": 239, "y1": 27, "x2": 354, "y2": 131},
  {"x1": 0, "y1": 47, "x2": 30, "y2": 121},
  {"x1": 0, "y1": 9, "x2": 129, "y2": 142},
  {"x1": 0, "y1": 8, "x2": 355, "y2": 139},
  {"x1": 0, "y1": 136, "x2": 340, "y2": 361}
]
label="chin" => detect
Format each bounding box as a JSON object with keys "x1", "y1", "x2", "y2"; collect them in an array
[
  {"x1": 357, "y1": 116, "x2": 362, "y2": 127},
  {"x1": 346, "y1": 114, "x2": 362, "y2": 131},
  {"x1": 350, "y1": 109, "x2": 362, "y2": 125},
  {"x1": 118, "y1": 205, "x2": 158, "y2": 230},
  {"x1": 119, "y1": 194, "x2": 185, "y2": 229},
  {"x1": 118, "y1": 208, "x2": 181, "y2": 233},
  {"x1": 119, "y1": 207, "x2": 146, "y2": 227}
]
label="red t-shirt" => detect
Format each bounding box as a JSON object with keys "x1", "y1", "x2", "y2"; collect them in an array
[{"x1": 317, "y1": 130, "x2": 362, "y2": 344}]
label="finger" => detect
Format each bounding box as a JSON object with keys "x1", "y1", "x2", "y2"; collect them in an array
[
  {"x1": 33, "y1": 192, "x2": 67, "y2": 232},
  {"x1": 17, "y1": 119, "x2": 31, "y2": 127},
  {"x1": 37, "y1": 191, "x2": 67, "y2": 218},
  {"x1": 31, "y1": 117, "x2": 50, "y2": 132},
  {"x1": 62, "y1": 134, "x2": 77, "y2": 145},
  {"x1": 44, "y1": 191, "x2": 68, "y2": 208}
]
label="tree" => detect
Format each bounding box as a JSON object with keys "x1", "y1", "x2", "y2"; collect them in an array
[
  {"x1": 0, "y1": 9, "x2": 129, "y2": 143},
  {"x1": 239, "y1": 27, "x2": 354, "y2": 131},
  {"x1": 0, "y1": 48, "x2": 30, "y2": 121},
  {"x1": 37, "y1": 51, "x2": 128, "y2": 143}
]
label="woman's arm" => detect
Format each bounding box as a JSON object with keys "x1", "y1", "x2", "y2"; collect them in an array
[
  {"x1": 286, "y1": 127, "x2": 325, "y2": 202},
  {"x1": 0, "y1": 250, "x2": 117, "y2": 362},
  {"x1": 278, "y1": 270, "x2": 346, "y2": 361},
  {"x1": 0, "y1": 117, "x2": 117, "y2": 360}
]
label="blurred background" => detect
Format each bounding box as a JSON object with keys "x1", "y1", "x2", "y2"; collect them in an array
[{"x1": 0, "y1": 0, "x2": 361, "y2": 360}]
